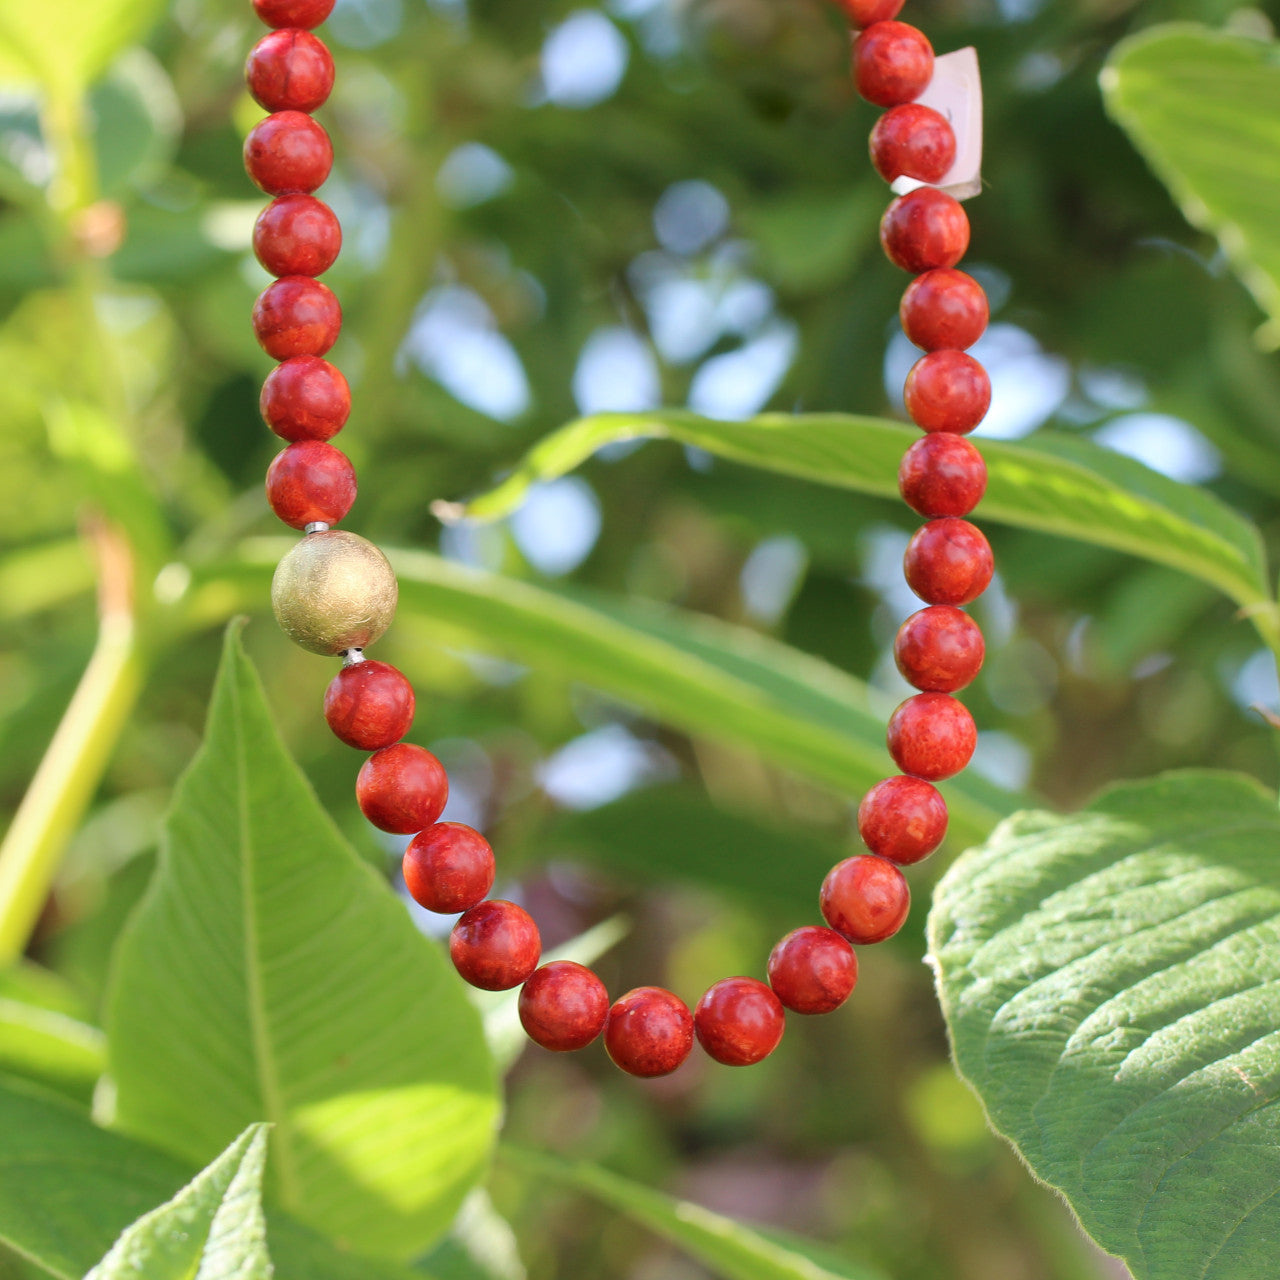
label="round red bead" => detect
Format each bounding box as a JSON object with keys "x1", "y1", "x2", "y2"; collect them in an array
[
  {"x1": 880, "y1": 188, "x2": 969, "y2": 274},
  {"x1": 833, "y1": 0, "x2": 904, "y2": 26},
  {"x1": 903, "y1": 517, "x2": 994, "y2": 606},
  {"x1": 887, "y1": 692, "x2": 977, "y2": 781},
  {"x1": 767, "y1": 926, "x2": 858, "y2": 1015},
  {"x1": 694, "y1": 977, "x2": 785, "y2": 1067},
  {"x1": 894, "y1": 605, "x2": 985, "y2": 693},
  {"x1": 853, "y1": 22, "x2": 933, "y2": 108},
  {"x1": 355, "y1": 742, "x2": 448, "y2": 834},
  {"x1": 260, "y1": 356, "x2": 350, "y2": 442},
  {"x1": 324, "y1": 659, "x2": 414, "y2": 749},
  {"x1": 519, "y1": 961, "x2": 610, "y2": 1052},
  {"x1": 820, "y1": 855, "x2": 911, "y2": 945},
  {"x1": 252, "y1": 0, "x2": 335, "y2": 29},
  {"x1": 899, "y1": 433, "x2": 987, "y2": 517},
  {"x1": 254, "y1": 195, "x2": 342, "y2": 278},
  {"x1": 901, "y1": 268, "x2": 988, "y2": 352},
  {"x1": 870, "y1": 104, "x2": 955, "y2": 185},
  {"x1": 450, "y1": 900, "x2": 541, "y2": 992},
  {"x1": 244, "y1": 111, "x2": 333, "y2": 195},
  {"x1": 264, "y1": 439, "x2": 353, "y2": 528},
  {"x1": 857, "y1": 775, "x2": 948, "y2": 865},
  {"x1": 904, "y1": 350, "x2": 991, "y2": 434},
  {"x1": 265, "y1": 440, "x2": 355, "y2": 529},
  {"x1": 403, "y1": 822, "x2": 495, "y2": 914},
  {"x1": 604, "y1": 987, "x2": 694, "y2": 1078},
  {"x1": 253, "y1": 276, "x2": 341, "y2": 360},
  {"x1": 245, "y1": 29, "x2": 335, "y2": 113}
]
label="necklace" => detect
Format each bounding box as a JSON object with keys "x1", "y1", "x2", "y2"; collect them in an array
[{"x1": 246, "y1": 0, "x2": 991, "y2": 1076}]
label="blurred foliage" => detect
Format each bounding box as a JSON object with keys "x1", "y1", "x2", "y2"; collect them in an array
[{"x1": 0, "y1": 0, "x2": 1278, "y2": 1275}]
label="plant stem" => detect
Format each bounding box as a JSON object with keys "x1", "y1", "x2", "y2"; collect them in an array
[{"x1": 0, "y1": 520, "x2": 143, "y2": 965}]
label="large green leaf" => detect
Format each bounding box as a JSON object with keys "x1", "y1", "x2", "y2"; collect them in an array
[
  {"x1": 105, "y1": 623, "x2": 498, "y2": 1260},
  {"x1": 928, "y1": 771, "x2": 1280, "y2": 1280},
  {"x1": 499, "y1": 1146, "x2": 887, "y2": 1280},
  {"x1": 85, "y1": 1125, "x2": 271, "y2": 1280},
  {"x1": 1103, "y1": 25, "x2": 1280, "y2": 343},
  {"x1": 210, "y1": 543, "x2": 1016, "y2": 846},
  {"x1": 0, "y1": 1077, "x2": 431, "y2": 1280},
  {"x1": 452, "y1": 411, "x2": 1276, "y2": 648}
]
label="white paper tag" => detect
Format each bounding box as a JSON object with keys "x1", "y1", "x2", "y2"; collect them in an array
[{"x1": 890, "y1": 46, "x2": 983, "y2": 202}]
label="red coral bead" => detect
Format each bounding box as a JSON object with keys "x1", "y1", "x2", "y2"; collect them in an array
[
  {"x1": 894, "y1": 605, "x2": 985, "y2": 693},
  {"x1": 450, "y1": 900, "x2": 541, "y2": 992},
  {"x1": 820, "y1": 855, "x2": 910, "y2": 945},
  {"x1": 899, "y1": 433, "x2": 987, "y2": 517},
  {"x1": 880, "y1": 188, "x2": 969, "y2": 274},
  {"x1": 853, "y1": 22, "x2": 933, "y2": 107},
  {"x1": 252, "y1": 0, "x2": 335, "y2": 29},
  {"x1": 604, "y1": 987, "x2": 694, "y2": 1078},
  {"x1": 244, "y1": 111, "x2": 333, "y2": 195},
  {"x1": 857, "y1": 775, "x2": 948, "y2": 865},
  {"x1": 265, "y1": 440, "x2": 355, "y2": 529},
  {"x1": 694, "y1": 977, "x2": 785, "y2": 1066},
  {"x1": 356, "y1": 742, "x2": 448, "y2": 834},
  {"x1": 887, "y1": 692, "x2": 977, "y2": 780},
  {"x1": 519, "y1": 961, "x2": 610, "y2": 1052},
  {"x1": 833, "y1": 0, "x2": 904, "y2": 26},
  {"x1": 403, "y1": 822, "x2": 495, "y2": 914},
  {"x1": 245, "y1": 29, "x2": 335, "y2": 112},
  {"x1": 324, "y1": 659, "x2": 414, "y2": 749},
  {"x1": 870, "y1": 104, "x2": 955, "y2": 185},
  {"x1": 767, "y1": 926, "x2": 858, "y2": 1015},
  {"x1": 903, "y1": 517, "x2": 994, "y2": 606},
  {"x1": 901, "y1": 269, "x2": 988, "y2": 352},
  {"x1": 904, "y1": 350, "x2": 991, "y2": 434},
  {"x1": 254, "y1": 195, "x2": 342, "y2": 278},
  {"x1": 260, "y1": 356, "x2": 350, "y2": 442},
  {"x1": 253, "y1": 276, "x2": 341, "y2": 359}
]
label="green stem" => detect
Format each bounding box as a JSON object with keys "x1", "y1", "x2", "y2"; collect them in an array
[{"x1": 0, "y1": 525, "x2": 143, "y2": 965}]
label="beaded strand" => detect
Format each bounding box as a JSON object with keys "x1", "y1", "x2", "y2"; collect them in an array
[{"x1": 248, "y1": 0, "x2": 990, "y2": 1076}]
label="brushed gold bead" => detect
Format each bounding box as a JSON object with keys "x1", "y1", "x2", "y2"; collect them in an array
[{"x1": 271, "y1": 530, "x2": 398, "y2": 655}]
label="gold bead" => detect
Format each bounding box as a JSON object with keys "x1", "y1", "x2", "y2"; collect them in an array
[{"x1": 271, "y1": 530, "x2": 398, "y2": 655}]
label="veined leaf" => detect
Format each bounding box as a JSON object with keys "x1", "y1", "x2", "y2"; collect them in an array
[
  {"x1": 499, "y1": 1146, "x2": 887, "y2": 1280},
  {"x1": 210, "y1": 544, "x2": 1017, "y2": 846},
  {"x1": 928, "y1": 771, "x2": 1280, "y2": 1280},
  {"x1": 85, "y1": 1125, "x2": 271, "y2": 1280},
  {"x1": 0, "y1": 1076, "x2": 434, "y2": 1280},
  {"x1": 1103, "y1": 24, "x2": 1280, "y2": 343},
  {"x1": 452, "y1": 411, "x2": 1276, "y2": 649},
  {"x1": 106, "y1": 622, "x2": 498, "y2": 1260}
]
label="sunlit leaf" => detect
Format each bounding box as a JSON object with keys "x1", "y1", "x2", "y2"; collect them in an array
[
  {"x1": 106, "y1": 622, "x2": 499, "y2": 1260},
  {"x1": 85, "y1": 1125, "x2": 271, "y2": 1280},
  {"x1": 455, "y1": 411, "x2": 1275, "y2": 647},
  {"x1": 1103, "y1": 25, "x2": 1280, "y2": 343},
  {"x1": 0, "y1": 962, "x2": 104, "y2": 1103},
  {"x1": 929, "y1": 771, "x2": 1280, "y2": 1280},
  {"x1": 0, "y1": 1076, "x2": 432, "y2": 1280}
]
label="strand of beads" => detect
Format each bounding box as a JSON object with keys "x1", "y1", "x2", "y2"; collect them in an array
[{"x1": 250, "y1": 0, "x2": 986, "y2": 1080}]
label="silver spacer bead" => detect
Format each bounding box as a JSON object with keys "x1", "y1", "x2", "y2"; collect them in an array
[
  {"x1": 342, "y1": 648, "x2": 366, "y2": 666},
  {"x1": 304, "y1": 521, "x2": 331, "y2": 535}
]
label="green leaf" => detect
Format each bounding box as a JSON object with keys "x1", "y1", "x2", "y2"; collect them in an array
[
  {"x1": 499, "y1": 1146, "x2": 887, "y2": 1280},
  {"x1": 0, "y1": 963, "x2": 104, "y2": 1103},
  {"x1": 0, "y1": 1076, "x2": 436, "y2": 1280},
  {"x1": 215, "y1": 543, "x2": 1016, "y2": 846},
  {"x1": 1102, "y1": 24, "x2": 1280, "y2": 345},
  {"x1": 927, "y1": 771, "x2": 1280, "y2": 1280},
  {"x1": 0, "y1": 0, "x2": 166, "y2": 93},
  {"x1": 453, "y1": 411, "x2": 1276, "y2": 648},
  {"x1": 85, "y1": 1125, "x2": 271, "y2": 1280},
  {"x1": 106, "y1": 622, "x2": 499, "y2": 1260}
]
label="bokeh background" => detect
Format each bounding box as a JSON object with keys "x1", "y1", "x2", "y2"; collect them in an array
[{"x1": 3, "y1": 0, "x2": 1280, "y2": 1276}]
